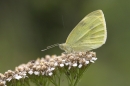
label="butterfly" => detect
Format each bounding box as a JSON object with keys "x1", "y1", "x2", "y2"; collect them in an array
[{"x1": 59, "y1": 10, "x2": 107, "y2": 53}]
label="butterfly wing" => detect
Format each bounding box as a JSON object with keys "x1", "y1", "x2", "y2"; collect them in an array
[{"x1": 66, "y1": 10, "x2": 107, "y2": 51}]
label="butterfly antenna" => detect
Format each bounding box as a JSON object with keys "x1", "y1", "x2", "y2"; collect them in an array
[{"x1": 41, "y1": 43, "x2": 59, "y2": 51}]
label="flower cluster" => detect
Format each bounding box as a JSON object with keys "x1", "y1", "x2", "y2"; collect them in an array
[{"x1": 0, "y1": 51, "x2": 97, "y2": 86}]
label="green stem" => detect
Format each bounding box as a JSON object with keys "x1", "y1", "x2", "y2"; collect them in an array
[{"x1": 74, "y1": 64, "x2": 91, "y2": 86}]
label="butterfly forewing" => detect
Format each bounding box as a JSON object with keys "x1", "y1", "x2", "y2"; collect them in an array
[{"x1": 65, "y1": 10, "x2": 107, "y2": 51}]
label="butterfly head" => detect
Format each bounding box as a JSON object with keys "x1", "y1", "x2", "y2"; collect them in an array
[{"x1": 59, "y1": 43, "x2": 72, "y2": 53}]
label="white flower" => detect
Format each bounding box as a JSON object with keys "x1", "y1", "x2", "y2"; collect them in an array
[
  {"x1": 19, "y1": 71, "x2": 27, "y2": 78},
  {"x1": 73, "y1": 63, "x2": 77, "y2": 67},
  {"x1": 90, "y1": 57, "x2": 97, "y2": 63},
  {"x1": 78, "y1": 64, "x2": 82, "y2": 68},
  {"x1": 65, "y1": 62, "x2": 69, "y2": 66},
  {"x1": 34, "y1": 71, "x2": 40, "y2": 75},
  {"x1": 92, "y1": 57, "x2": 97, "y2": 61},
  {"x1": 28, "y1": 70, "x2": 33, "y2": 75},
  {"x1": 6, "y1": 77, "x2": 12, "y2": 82},
  {"x1": 62, "y1": 59, "x2": 66, "y2": 62},
  {"x1": 48, "y1": 72, "x2": 53, "y2": 76},
  {"x1": 50, "y1": 67, "x2": 55, "y2": 71},
  {"x1": 22, "y1": 73, "x2": 26, "y2": 77},
  {"x1": 60, "y1": 64, "x2": 64, "y2": 67},
  {"x1": 54, "y1": 62, "x2": 58, "y2": 66},
  {"x1": 14, "y1": 74, "x2": 22, "y2": 80},
  {"x1": 68, "y1": 62, "x2": 72, "y2": 66},
  {"x1": 90, "y1": 60, "x2": 94, "y2": 63},
  {"x1": 47, "y1": 68, "x2": 51, "y2": 71},
  {"x1": 85, "y1": 61, "x2": 89, "y2": 64}
]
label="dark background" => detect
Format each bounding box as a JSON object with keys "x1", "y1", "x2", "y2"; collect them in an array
[{"x1": 0, "y1": 0, "x2": 130, "y2": 86}]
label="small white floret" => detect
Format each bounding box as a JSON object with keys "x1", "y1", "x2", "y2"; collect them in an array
[
  {"x1": 28, "y1": 70, "x2": 33, "y2": 75},
  {"x1": 34, "y1": 71, "x2": 40, "y2": 75},
  {"x1": 78, "y1": 64, "x2": 82, "y2": 68},
  {"x1": 90, "y1": 60, "x2": 94, "y2": 63},
  {"x1": 50, "y1": 67, "x2": 55, "y2": 71},
  {"x1": 85, "y1": 61, "x2": 89, "y2": 64},
  {"x1": 60, "y1": 64, "x2": 64, "y2": 67},
  {"x1": 65, "y1": 62, "x2": 69, "y2": 66},
  {"x1": 48, "y1": 68, "x2": 51, "y2": 71},
  {"x1": 73, "y1": 63, "x2": 77, "y2": 67},
  {"x1": 14, "y1": 74, "x2": 22, "y2": 80},
  {"x1": 54, "y1": 62, "x2": 58, "y2": 66},
  {"x1": 48, "y1": 72, "x2": 53, "y2": 76},
  {"x1": 62, "y1": 59, "x2": 65, "y2": 62},
  {"x1": 6, "y1": 77, "x2": 12, "y2": 82},
  {"x1": 92, "y1": 57, "x2": 97, "y2": 61}
]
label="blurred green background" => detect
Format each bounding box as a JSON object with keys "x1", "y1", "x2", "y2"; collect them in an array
[{"x1": 0, "y1": 0, "x2": 130, "y2": 86}]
